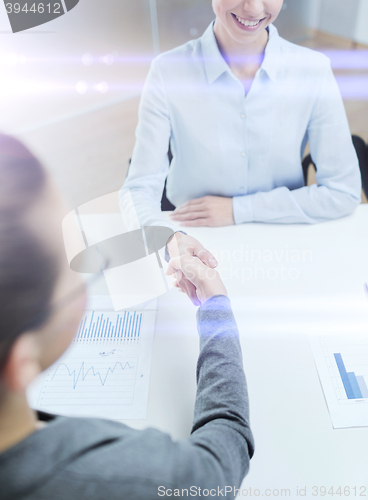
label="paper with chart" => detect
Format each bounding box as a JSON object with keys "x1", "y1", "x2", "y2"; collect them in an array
[
  {"x1": 310, "y1": 334, "x2": 368, "y2": 428},
  {"x1": 27, "y1": 307, "x2": 156, "y2": 420}
]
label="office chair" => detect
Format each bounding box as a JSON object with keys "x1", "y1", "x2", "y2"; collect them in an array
[{"x1": 302, "y1": 135, "x2": 368, "y2": 198}]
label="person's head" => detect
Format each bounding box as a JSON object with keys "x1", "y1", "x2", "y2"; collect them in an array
[
  {"x1": 0, "y1": 134, "x2": 86, "y2": 409},
  {"x1": 212, "y1": 0, "x2": 284, "y2": 47}
]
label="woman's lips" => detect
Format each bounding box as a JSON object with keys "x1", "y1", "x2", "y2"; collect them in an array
[{"x1": 231, "y1": 12, "x2": 266, "y2": 31}]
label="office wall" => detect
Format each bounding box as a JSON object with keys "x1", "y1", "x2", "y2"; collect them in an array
[
  {"x1": 273, "y1": 0, "x2": 311, "y2": 41},
  {"x1": 0, "y1": 0, "x2": 336, "y2": 134},
  {"x1": 307, "y1": 0, "x2": 322, "y2": 29},
  {"x1": 0, "y1": 0, "x2": 155, "y2": 133},
  {"x1": 355, "y1": 1, "x2": 368, "y2": 45},
  {"x1": 156, "y1": 0, "x2": 213, "y2": 51},
  {"x1": 313, "y1": 0, "x2": 368, "y2": 44},
  {"x1": 318, "y1": 0, "x2": 361, "y2": 40},
  {"x1": 0, "y1": 0, "x2": 154, "y2": 54}
]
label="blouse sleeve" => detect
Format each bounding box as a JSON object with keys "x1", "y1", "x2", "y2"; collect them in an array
[
  {"x1": 232, "y1": 61, "x2": 361, "y2": 224},
  {"x1": 120, "y1": 59, "x2": 179, "y2": 232}
]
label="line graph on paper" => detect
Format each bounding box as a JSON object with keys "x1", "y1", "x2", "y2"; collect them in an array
[
  {"x1": 37, "y1": 355, "x2": 138, "y2": 407},
  {"x1": 28, "y1": 307, "x2": 157, "y2": 419},
  {"x1": 52, "y1": 360, "x2": 135, "y2": 390}
]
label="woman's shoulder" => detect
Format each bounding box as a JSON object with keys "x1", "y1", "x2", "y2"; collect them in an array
[
  {"x1": 276, "y1": 30, "x2": 330, "y2": 70},
  {"x1": 150, "y1": 35, "x2": 206, "y2": 81},
  {"x1": 152, "y1": 37, "x2": 202, "y2": 67}
]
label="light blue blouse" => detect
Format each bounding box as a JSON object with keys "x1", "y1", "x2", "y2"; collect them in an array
[{"x1": 121, "y1": 21, "x2": 361, "y2": 229}]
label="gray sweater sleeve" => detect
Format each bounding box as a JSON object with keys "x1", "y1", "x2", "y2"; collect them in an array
[{"x1": 171, "y1": 294, "x2": 254, "y2": 495}]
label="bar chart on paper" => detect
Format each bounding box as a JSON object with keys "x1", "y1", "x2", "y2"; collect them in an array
[
  {"x1": 333, "y1": 352, "x2": 368, "y2": 400},
  {"x1": 310, "y1": 334, "x2": 368, "y2": 428},
  {"x1": 75, "y1": 310, "x2": 143, "y2": 343},
  {"x1": 27, "y1": 308, "x2": 157, "y2": 420}
]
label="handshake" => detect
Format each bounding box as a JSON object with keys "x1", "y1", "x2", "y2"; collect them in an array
[{"x1": 166, "y1": 232, "x2": 227, "y2": 306}]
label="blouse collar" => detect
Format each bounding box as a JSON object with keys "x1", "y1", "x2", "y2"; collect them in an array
[{"x1": 200, "y1": 20, "x2": 280, "y2": 84}]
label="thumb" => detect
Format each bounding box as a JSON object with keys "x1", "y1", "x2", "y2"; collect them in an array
[
  {"x1": 194, "y1": 247, "x2": 218, "y2": 268},
  {"x1": 165, "y1": 256, "x2": 182, "y2": 276}
]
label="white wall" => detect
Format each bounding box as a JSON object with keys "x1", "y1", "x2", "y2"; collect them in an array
[
  {"x1": 311, "y1": 0, "x2": 368, "y2": 44},
  {"x1": 355, "y1": 0, "x2": 368, "y2": 44},
  {"x1": 308, "y1": 0, "x2": 322, "y2": 29},
  {"x1": 318, "y1": 0, "x2": 361, "y2": 39}
]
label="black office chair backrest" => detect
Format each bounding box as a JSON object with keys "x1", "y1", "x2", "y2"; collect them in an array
[
  {"x1": 126, "y1": 147, "x2": 176, "y2": 211},
  {"x1": 302, "y1": 135, "x2": 368, "y2": 198}
]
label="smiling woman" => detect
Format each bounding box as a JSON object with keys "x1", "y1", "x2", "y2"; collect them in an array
[
  {"x1": 232, "y1": 14, "x2": 265, "y2": 28},
  {"x1": 121, "y1": 0, "x2": 361, "y2": 280},
  {"x1": 214, "y1": 0, "x2": 282, "y2": 33}
]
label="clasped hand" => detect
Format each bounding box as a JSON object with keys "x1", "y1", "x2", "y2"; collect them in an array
[
  {"x1": 170, "y1": 195, "x2": 234, "y2": 227},
  {"x1": 166, "y1": 233, "x2": 227, "y2": 306}
]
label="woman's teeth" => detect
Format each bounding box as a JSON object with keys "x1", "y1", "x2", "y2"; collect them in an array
[{"x1": 235, "y1": 14, "x2": 262, "y2": 27}]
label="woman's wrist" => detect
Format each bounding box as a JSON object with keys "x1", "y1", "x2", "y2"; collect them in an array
[
  {"x1": 166, "y1": 230, "x2": 187, "y2": 246},
  {"x1": 165, "y1": 230, "x2": 187, "y2": 262}
]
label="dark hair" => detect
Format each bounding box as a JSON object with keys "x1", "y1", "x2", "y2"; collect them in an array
[{"x1": 0, "y1": 134, "x2": 59, "y2": 373}]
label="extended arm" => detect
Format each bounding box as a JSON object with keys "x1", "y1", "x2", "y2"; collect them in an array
[
  {"x1": 165, "y1": 257, "x2": 254, "y2": 496},
  {"x1": 178, "y1": 296, "x2": 254, "y2": 492}
]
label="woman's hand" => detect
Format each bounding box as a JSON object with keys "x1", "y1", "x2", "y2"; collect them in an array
[
  {"x1": 170, "y1": 195, "x2": 235, "y2": 227},
  {"x1": 166, "y1": 232, "x2": 218, "y2": 305},
  {"x1": 167, "y1": 232, "x2": 217, "y2": 267},
  {"x1": 166, "y1": 254, "x2": 227, "y2": 306}
]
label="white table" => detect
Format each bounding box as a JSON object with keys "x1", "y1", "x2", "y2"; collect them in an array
[{"x1": 123, "y1": 206, "x2": 368, "y2": 498}]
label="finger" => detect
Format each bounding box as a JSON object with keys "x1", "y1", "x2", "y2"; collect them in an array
[
  {"x1": 178, "y1": 275, "x2": 201, "y2": 306},
  {"x1": 180, "y1": 218, "x2": 210, "y2": 227},
  {"x1": 175, "y1": 269, "x2": 183, "y2": 282},
  {"x1": 172, "y1": 198, "x2": 205, "y2": 213},
  {"x1": 167, "y1": 257, "x2": 196, "y2": 288},
  {"x1": 179, "y1": 276, "x2": 197, "y2": 301},
  {"x1": 172, "y1": 269, "x2": 183, "y2": 287},
  {"x1": 165, "y1": 256, "x2": 182, "y2": 276},
  {"x1": 194, "y1": 248, "x2": 218, "y2": 268},
  {"x1": 170, "y1": 210, "x2": 208, "y2": 221},
  {"x1": 168, "y1": 254, "x2": 212, "y2": 299}
]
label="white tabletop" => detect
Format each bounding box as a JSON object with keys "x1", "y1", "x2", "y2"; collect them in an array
[{"x1": 123, "y1": 206, "x2": 368, "y2": 497}]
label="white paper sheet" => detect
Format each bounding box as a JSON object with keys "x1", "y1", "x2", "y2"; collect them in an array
[
  {"x1": 310, "y1": 334, "x2": 368, "y2": 428},
  {"x1": 27, "y1": 305, "x2": 157, "y2": 420},
  {"x1": 78, "y1": 214, "x2": 176, "y2": 310}
]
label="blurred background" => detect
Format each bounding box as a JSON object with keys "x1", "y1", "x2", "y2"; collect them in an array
[{"x1": 0, "y1": 0, "x2": 367, "y2": 208}]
